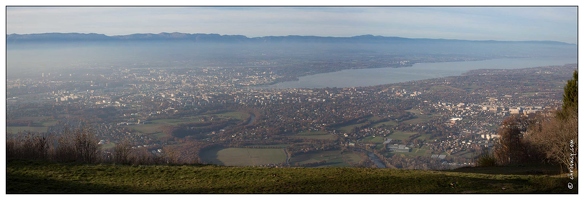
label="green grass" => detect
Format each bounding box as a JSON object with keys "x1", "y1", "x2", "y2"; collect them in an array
[
  {"x1": 214, "y1": 111, "x2": 250, "y2": 121},
  {"x1": 290, "y1": 150, "x2": 351, "y2": 167},
  {"x1": 6, "y1": 126, "x2": 49, "y2": 134},
  {"x1": 361, "y1": 136, "x2": 385, "y2": 144},
  {"x1": 415, "y1": 133, "x2": 433, "y2": 141},
  {"x1": 41, "y1": 120, "x2": 58, "y2": 127},
  {"x1": 100, "y1": 142, "x2": 116, "y2": 150},
  {"x1": 7, "y1": 160, "x2": 576, "y2": 193},
  {"x1": 402, "y1": 109, "x2": 437, "y2": 124},
  {"x1": 337, "y1": 122, "x2": 369, "y2": 133},
  {"x1": 372, "y1": 120, "x2": 398, "y2": 128},
  {"x1": 151, "y1": 118, "x2": 200, "y2": 125},
  {"x1": 200, "y1": 147, "x2": 286, "y2": 166},
  {"x1": 391, "y1": 147, "x2": 431, "y2": 158},
  {"x1": 292, "y1": 131, "x2": 336, "y2": 140},
  {"x1": 128, "y1": 124, "x2": 163, "y2": 134},
  {"x1": 129, "y1": 112, "x2": 247, "y2": 135},
  {"x1": 388, "y1": 131, "x2": 418, "y2": 141},
  {"x1": 245, "y1": 144, "x2": 290, "y2": 148}
]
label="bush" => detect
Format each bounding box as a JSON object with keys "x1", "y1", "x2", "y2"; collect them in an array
[
  {"x1": 476, "y1": 153, "x2": 497, "y2": 167},
  {"x1": 113, "y1": 139, "x2": 133, "y2": 164},
  {"x1": 74, "y1": 127, "x2": 100, "y2": 163},
  {"x1": 6, "y1": 132, "x2": 49, "y2": 160}
]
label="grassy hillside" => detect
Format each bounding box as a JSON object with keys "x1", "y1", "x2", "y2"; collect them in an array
[{"x1": 6, "y1": 160, "x2": 577, "y2": 194}]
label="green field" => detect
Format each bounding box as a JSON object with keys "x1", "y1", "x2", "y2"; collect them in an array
[
  {"x1": 7, "y1": 160, "x2": 575, "y2": 193},
  {"x1": 41, "y1": 120, "x2": 58, "y2": 127},
  {"x1": 128, "y1": 123, "x2": 163, "y2": 134},
  {"x1": 128, "y1": 111, "x2": 249, "y2": 136},
  {"x1": 372, "y1": 120, "x2": 398, "y2": 128},
  {"x1": 6, "y1": 117, "x2": 58, "y2": 134},
  {"x1": 388, "y1": 131, "x2": 418, "y2": 140},
  {"x1": 245, "y1": 144, "x2": 291, "y2": 148},
  {"x1": 337, "y1": 122, "x2": 369, "y2": 133},
  {"x1": 128, "y1": 118, "x2": 201, "y2": 134},
  {"x1": 397, "y1": 147, "x2": 431, "y2": 157},
  {"x1": 415, "y1": 133, "x2": 433, "y2": 141},
  {"x1": 292, "y1": 131, "x2": 336, "y2": 140},
  {"x1": 361, "y1": 136, "x2": 385, "y2": 144},
  {"x1": 402, "y1": 109, "x2": 438, "y2": 124},
  {"x1": 200, "y1": 147, "x2": 286, "y2": 166},
  {"x1": 100, "y1": 142, "x2": 116, "y2": 150},
  {"x1": 6, "y1": 126, "x2": 49, "y2": 134},
  {"x1": 290, "y1": 150, "x2": 360, "y2": 167},
  {"x1": 452, "y1": 150, "x2": 477, "y2": 159},
  {"x1": 214, "y1": 111, "x2": 250, "y2": 121}
]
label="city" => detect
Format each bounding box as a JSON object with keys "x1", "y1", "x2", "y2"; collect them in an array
[{"x1": 6, "y1": 62, "x2": 576, "y2": 169}]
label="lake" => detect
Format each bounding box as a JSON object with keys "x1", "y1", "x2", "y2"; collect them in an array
[{"x1": 259, "y1": 56, "x2": 577, "y2": 89}]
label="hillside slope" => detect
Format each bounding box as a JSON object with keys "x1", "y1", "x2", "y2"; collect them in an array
[{"x1": 6, "y1": 160, "x2": 577, "y2": 194}]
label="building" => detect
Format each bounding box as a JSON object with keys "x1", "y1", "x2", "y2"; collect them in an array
[{"x1": 388, "y1": 144, "x2": 410, "y2": 152}]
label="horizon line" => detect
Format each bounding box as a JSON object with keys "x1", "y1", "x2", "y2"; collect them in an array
[{"x1": 6, "y1": 32, "x2": 575, "y2": 44}]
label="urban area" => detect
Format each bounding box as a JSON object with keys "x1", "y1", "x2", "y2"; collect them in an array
[{"x1": 6, "y1": 61, "x2": 577, "y2": 169}]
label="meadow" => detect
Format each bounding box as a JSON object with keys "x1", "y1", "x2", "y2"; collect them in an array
[
  {"x1": 292, "y1": 130, "x2": 336, "y2": 140},
  {"x1": 199, "y1": 147, "x2": 287, "y2": 166},
  {"x1": 7, "y1": 160, "x2": 576, "y2": 194}
]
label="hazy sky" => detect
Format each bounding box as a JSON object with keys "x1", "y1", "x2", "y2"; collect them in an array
[{"x1": 5, "y1": 6, "x2": 578, "y2": 43}]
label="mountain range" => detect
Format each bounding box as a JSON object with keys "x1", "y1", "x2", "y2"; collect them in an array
[{"x1": 6, "y1": 32, "x2": 574, "y2": 45}]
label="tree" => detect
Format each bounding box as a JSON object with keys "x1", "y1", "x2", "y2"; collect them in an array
[
  {"x1": 522, "y1": 70, "x2": 578, "y2": 171},
  {"x1": 74, "y1": 127, "x2": 101, "y2": 163},
  {"x1": 558, "y1": 70, "x2": 577, "y2": 120},
  {"x1": 525, "y1": 114, "x2": 577, "y2": 171},
  {"x1": 493, "y1": 115, "x2": 532, "y2": 165},
  {"x1": 113, "y1": 138, "x2": 133, "y2": 164},
  {"x1": 494, "y1": 115, "x2": 523, "y2": 165}
]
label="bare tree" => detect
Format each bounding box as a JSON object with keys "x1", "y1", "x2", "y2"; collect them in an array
[
  {"x1": 74, "y1": 127, "x2": 101, "y2": 163},
  {"x1": 113, "y1": 138, "x2": 133, "y2": 164},
  {"x1": 525, "y1": 112, "x2": 578, "y2": 171}
]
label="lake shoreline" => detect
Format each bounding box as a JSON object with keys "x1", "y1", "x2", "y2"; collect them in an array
[{"x1": 255, "y1": 56, "x2": 577, "y2": 89}]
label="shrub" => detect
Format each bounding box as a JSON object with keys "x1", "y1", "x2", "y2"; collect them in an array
[
  {"x1": 113, "y1": 139, "x2": 134, "y2": 164},
  {"x1": 74, "y1": 127, "x2": 100, "y2": 163},
  {"x1": 476, "y1": 153, "x2": 497, "y2": 167}
]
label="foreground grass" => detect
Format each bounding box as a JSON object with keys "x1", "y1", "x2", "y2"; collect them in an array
[{"x1": 6, "y1": 160, "x2": 577, "y2": 194}]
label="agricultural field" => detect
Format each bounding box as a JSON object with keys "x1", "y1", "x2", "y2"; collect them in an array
[
  {"x1": 200, "y1": 147, "x2": 286, "y2": 166},
  {"x1": 290, "y1": 150, "x2": 363, "y2": 167},
  {"x1": 244, "y1": 144, "x2": 291, "y2": 148},
  {"x1": 6, "y1": 117, "x2": 58, "y2": 134},
  {"x1": 360, "y1": 136, "x2": 385, "y2": 144},
  {"x1": 213, "y1": 111, "x2": 250, "y2": 121},
  {"x1": 6, "y1": 126, "x2": 49, "y2": 134},
  {"x1": 414, "y1": 133, "x2": 433, "y2": 141},
  {"x1": 402, "y1": 109, "x2": 438, "y2": 124},
  {"x1": 292, "y1": 131, "x2": 336, "y2": 140},
  {"x1": 372, "y1": 120, "x2": 398, "y2": 128},
  {"x1": 451, "y1": 150, "x2": 477, "y2": 159},
  {"x1": 401, "y1": 147, "x2": 432, "y2": 157},
  {"x1": 336, "y1": 122, "x2": 369, "y2": 133},
  {"x1": 127, "y1": 111, "x2": 249, "y2": 139},
  {"x1": 387, "y1": 131, "x2": 418, "y2": 141}
]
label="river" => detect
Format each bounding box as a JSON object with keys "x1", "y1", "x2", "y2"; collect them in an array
[{"x1": 259, "y1": 56, "x2": 577, "y2": 89}]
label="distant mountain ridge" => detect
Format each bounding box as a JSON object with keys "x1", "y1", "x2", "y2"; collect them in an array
[{"x1": 6, "y1": 32, "x2": 574, "y2": 45}]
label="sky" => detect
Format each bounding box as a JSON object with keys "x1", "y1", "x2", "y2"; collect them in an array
[{"x1": 4, "y1": 4, "x2": 578, "y2": 44}]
